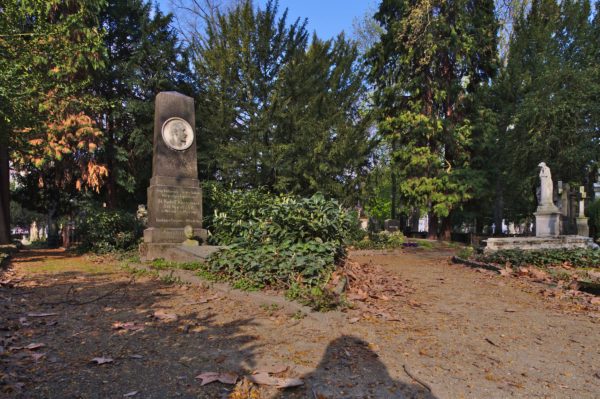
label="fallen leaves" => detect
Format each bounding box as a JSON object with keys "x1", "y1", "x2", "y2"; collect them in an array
[
  {"x1": 247, "y1": 371, "x2": 303, "y2": 388},
  {"x1": 91, "y1": 357, "x2": 114, "y2": 365},
  {"x1": 26, "y1": 312, "x2": 58, "y2": 317},
  {"x1": 112, "y1": 321, "x2": 145, "y2": 332},
  {"x1": 196, "y1": 371, "x2": 238, "y2": 386},
  {"x1": 153, "y1": 310, "x2": 178, "y2": 322},
  {"x1": 330, "y1": 260, "x2": 414, "y2": 321}
]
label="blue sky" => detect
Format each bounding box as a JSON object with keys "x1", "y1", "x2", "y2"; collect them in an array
[{"x1": 158, "y1": 0, "x2": 375, "y2": 40}]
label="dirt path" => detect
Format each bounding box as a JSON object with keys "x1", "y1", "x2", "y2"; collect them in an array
[{"x1": 1, "y1": 248, "x2": 599, "y2": 398}]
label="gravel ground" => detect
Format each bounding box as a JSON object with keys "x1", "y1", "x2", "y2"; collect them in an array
[{"x1": 1, "y1": 247, "x2": 598, "y2": 398}]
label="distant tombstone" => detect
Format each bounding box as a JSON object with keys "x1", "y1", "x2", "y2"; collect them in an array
[
  {"x1": 384, "y1": 219, "x2": 400, "y2": 233},
  {"x1": 594, "y1": 169, "x2": 600, "y2": 200},
  {"x1": 576, "y1": 186, "x2": 589, "y2": 237},
  {"x1": 30, "y1": 221, "x2": 38, "y2": 241},
  {"x1": 534, "y1": 162, "x2": 561, "y2": 237},
  {"x1": 141, "y1": 92, "x2": 206, "y2": 258}
]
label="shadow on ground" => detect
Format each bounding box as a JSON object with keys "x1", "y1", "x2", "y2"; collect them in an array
[
  {"x1": 2, "y1": 250, "x2": 437, "y2": 399},
  {"x1": 277, "y1": 335, "x2": 438, "y2": 399}
]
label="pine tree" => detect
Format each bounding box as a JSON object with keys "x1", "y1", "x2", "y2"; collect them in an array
[
  {"x1": 490, "y1": 0, "x2": 599, "y2": 221},
  {"x1": 367, "y1": 0, "x2": 498, "y2": 238},
  {"x1": 93, "y1": 0, "x2": 193, "y2": 209},
  {"x1": 194, "y1": 0, "x2": 372, "y2": 204}
]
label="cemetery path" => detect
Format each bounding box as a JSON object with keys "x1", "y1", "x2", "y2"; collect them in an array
[{"x1": 0, "y1": 248, "x2": 599, "y2": 399}]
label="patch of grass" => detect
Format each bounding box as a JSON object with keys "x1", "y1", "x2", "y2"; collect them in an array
[
  {"x1": 20, "y1": 254, "x2": 120, "y2": 275},
  {"x1": 259, "y1": 303, "x2": 281, "y2": 316},
  {"x1": 290, "y1": 310, "x2": 306, "y2": 320},
  {"x1": 159, "y1": 270, "x2": 183, "y2": 285},
  {"x1": 285, "y1": 282, "x2": 340, "y2": 311},
  {"x1": 352, "y1": 231, "x2": 405, "y2": 250},
  {"x1": 232, "y1": 277, "x2": 263, "y2": 291},
  {"x1": 456, "y1": 246, "x2": 475, "y2": 259}
]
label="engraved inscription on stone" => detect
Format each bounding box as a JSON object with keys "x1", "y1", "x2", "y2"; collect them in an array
[
  {"x1": 154, "y1": 187, "x2": 202, "y2": 224},
  {"x1": 161, "y1": 117, "x2": 194, "y2": 151}
]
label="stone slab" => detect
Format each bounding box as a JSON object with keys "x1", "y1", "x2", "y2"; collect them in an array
[
  {"x1": 534, "y1": 211, "x2": 561, "y2": 237},
  {"x1": 139, "y1": 243, "x2": 222, "y2": 262},
  {"x1": 483, "y1": 235, "x2": 596, "y2": 253}
]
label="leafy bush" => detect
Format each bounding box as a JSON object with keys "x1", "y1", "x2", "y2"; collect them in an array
[
  {"x1": 77, "y1": 209, "x2": 143, "y2": 253},
  {"x1": 353, "y1": 231, "x2": 405, "y2": 250},
  {"x1": 587, "y1": 199, "x2": 600, "y2": 239},
  {"x1": 0, "y1": 245, "x2": 17, "y2": 267},
  {"x1": 203, "y1": 186, "x2": 357, "y2": 307},
  {"x1": 206, "y1": 240, "x2": 338, "y2": 288},
  {"x1": 206, "y1": 184, "x2": 357, "y2": 247},
  {"x1": 476, "y1": 248, "x2": 600, "y2": 268}
]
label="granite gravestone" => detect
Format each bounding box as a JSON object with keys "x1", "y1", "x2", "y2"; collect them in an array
[{"x1": 141, "y1": 92, "x2": 206, "y2": 258}]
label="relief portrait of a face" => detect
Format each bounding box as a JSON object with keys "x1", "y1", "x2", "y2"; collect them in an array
[{"x1": 162, "y1": 118, "x2": 193, "y2": 151}]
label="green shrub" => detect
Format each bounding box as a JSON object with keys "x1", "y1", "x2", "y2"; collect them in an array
[
  {"x1": 587, "y1": 199, "x2": 600, "y2": 239},
  {"x1": 203, "y1": 187, "x2": 356, "y2": 308},
  {"x1": 77, "y1": 209, "x2": 143, "y2": 253},
  {"x1": 476, "y1": 248, "x2": 600, "y2": 268},
  {"x1": 205, "y1": 184, "x2": 357, "y2": 247},
  {"x1": 353, "y1": 231, "x2": 405, "y2": 250}
]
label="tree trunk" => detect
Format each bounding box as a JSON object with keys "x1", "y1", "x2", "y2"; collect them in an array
[
  {"x1": 493, "y1": 180, "x2": 503, "y2": 236},
  {"x1": 105, "y1": 120, "x2": 117, "y2": 209},
  {"x1": 0, "y1": 137, "x2": 10, "y2": 244},
  {"x1": 440, "y1": 213, "x2": 452, "y2": 241},
  {"x1": 427, "y1": 211, "x2": 438, "y2": 240},
  {"x1": 391, "y1": 170, "x2": 397, "y2": 219}
]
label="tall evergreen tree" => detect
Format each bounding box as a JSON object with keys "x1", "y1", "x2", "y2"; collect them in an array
[
  {"x1": 93, "y1": 0, "x2": 193, "y2": 208},
  {"x1": 367, "y1": 0, "x2": 498, "y2": 238},
  {"x1": 194, "y1": 0, "x2": 372, "y2": 204},
  {"x1": 489, "y1": 0, "x2": 599, "y2": 222}
]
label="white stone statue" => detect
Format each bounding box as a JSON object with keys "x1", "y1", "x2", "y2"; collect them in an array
[
  {"x1": 30, "y1": 221, "x2": 38, "y2": 241},
  {"x1": 538, "y1": 162, "x2": 554, "y2": 206}
]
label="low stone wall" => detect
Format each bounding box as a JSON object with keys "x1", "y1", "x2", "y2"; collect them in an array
[{"x1": 483, "y1": 235, "x2": 596, "y2": 253}]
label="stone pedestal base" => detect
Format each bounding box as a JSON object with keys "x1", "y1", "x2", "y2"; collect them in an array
[
  {"x1": 143, "y1": 227, "x2": 208, "y2": 244},
  {"x1": 577, "y1": 217, "x2": 589, "y2": 237},
  {"x1": 139, "y1": 243, "x2": 222, "y2": 262},
  {"x1": 484, "y1": 235, "x2": 596, "y2": 253},
  {"x1": 535, "y1": 211, "x2": 561, "y2": 237}
]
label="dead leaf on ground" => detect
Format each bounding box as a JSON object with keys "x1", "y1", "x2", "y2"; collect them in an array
[
  {"x1": 254, "y1": 365, "x2": 288, "y2": 375},
  {"x1": 25, "y1": 343, "x2": 45, "y2": 350},
  {"x1": 123, "y1": 391, "x2": 138, "y2": 397},
  {"x1": 112, "y1": 321, "x2": 145, "y2": 332},
  {"x1": 153, "y1": 310, "x2": 178, "y2": 321},
  {"x1": 348, "y1": 317, "x2": 360, "y2": 324},
  {"x1": 27, "y1": 312, "x2": 58, "y2": 317},
  {"x1": 31, "y1": 352, "x2": 46, "y2": 362},
  {"x1": 499, "y1": 267, "x2": 512, "y2": 277},
  {"x1": 91, "y1": 357, "x2": 114, "y2": 365},
  {"x1": 248, "y1": 371, "x2": 303, "y2": 389},
  {"x1": 196, "y1": 371, "x2": 238, "y2": 386}
]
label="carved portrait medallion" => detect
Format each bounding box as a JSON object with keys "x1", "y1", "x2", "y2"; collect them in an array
[{"x1": 161, "y1": 117, "x2": 193, "y2": 151}]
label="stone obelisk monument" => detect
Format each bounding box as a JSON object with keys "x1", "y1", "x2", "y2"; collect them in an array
[{"x1": 140, "y1": 92, "x2": 206, "y2": 260}]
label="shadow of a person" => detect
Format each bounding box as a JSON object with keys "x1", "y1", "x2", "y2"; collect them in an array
[{"x1": 278, "y1": 335, "x2": 439, "y2": 399}]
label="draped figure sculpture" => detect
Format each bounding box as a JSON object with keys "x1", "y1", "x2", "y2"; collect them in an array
[{"x1": 538, "y1": 162, "x2": 553, "y2": 206}]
